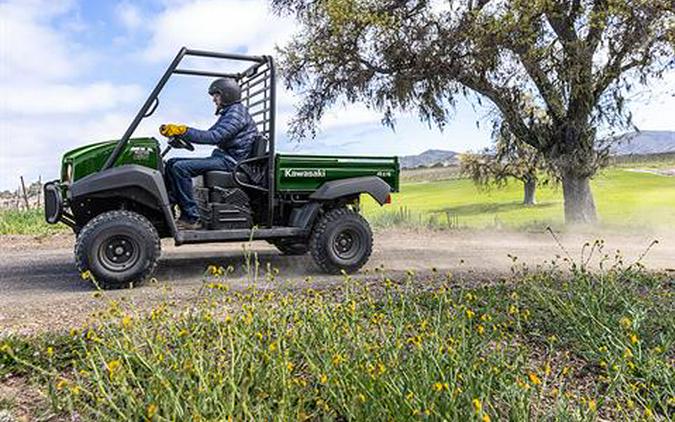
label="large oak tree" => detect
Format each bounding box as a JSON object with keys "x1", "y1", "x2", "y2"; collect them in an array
[{"x1": 272, "y1": 0, "x2": 674, "y2": 223}]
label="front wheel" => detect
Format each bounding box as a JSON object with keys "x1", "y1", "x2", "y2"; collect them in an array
[
  {"x1": 74, "y1": 210, "x2": 161, "y2": 289},
  {"x1": 309, "y1": 207, "x2": 372, "y2": 274}
]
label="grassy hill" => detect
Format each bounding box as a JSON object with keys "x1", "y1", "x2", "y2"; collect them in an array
[{"x1": 364, "y1": 165, "x2": 675, "y2": 231}]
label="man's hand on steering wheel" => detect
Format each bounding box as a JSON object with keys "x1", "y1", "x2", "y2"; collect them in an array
[
  {"x1": 160, "y1": 123, "x2": 187, "y2": 137},
  {"x1": 159, "y1": 124, "x2": 195, "y2": 151}
]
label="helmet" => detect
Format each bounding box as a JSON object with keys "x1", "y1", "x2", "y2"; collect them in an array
[{"x1": 208, "y1": 78, "x2": 241, "y2": 113}]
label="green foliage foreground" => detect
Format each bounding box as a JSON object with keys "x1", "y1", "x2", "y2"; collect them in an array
[{"x1": 2, "y1": 257, "x2": 673, "y2": 421}]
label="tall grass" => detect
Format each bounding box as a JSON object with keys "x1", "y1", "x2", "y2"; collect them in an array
[
  {"x1": 0, "y1": 208, "x2": 67, "y2": 236},
  {"x1": 2, "y1": 254, "x2": 672, "y2": 421}
]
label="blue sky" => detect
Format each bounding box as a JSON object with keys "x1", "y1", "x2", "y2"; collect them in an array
[{"x1": 0, "y1": 0, "x2": 673, "y2": 191}]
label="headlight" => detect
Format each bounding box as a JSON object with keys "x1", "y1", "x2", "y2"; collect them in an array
[{"x1": 64, "y1": 162, "x2": 73, "y2": 184}]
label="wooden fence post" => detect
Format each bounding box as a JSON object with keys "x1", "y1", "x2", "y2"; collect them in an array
[
  {"x1": 20, "y1": 176, "x2": 30, "y2": 210},
  {"x1": 37, "y1": 176, "x2": 42, "y2": 208}
]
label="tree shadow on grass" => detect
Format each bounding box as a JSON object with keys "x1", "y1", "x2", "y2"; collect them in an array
[{"x1": 433, "y1": 201, "x2": 556, "y2": 217}]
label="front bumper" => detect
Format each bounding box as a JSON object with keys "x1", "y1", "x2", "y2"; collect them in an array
[
  {"x1": 44, "y1": 181, "x2": 77, "y2": 228},
  {"x1": 44, "y1": 181, "x2": 63, "y2": 224}
]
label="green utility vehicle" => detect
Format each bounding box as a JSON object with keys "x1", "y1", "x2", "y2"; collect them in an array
[{"x1": 44, "y1": 48, "x2": 399, "y2": 288}]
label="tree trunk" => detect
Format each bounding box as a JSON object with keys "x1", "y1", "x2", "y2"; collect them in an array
[
  {"x1": 523, "y1": 178, "x2": 536, "y2": 205},
  {"x1": 561, "y1": 171, "x2": 597, "y2": 224}
]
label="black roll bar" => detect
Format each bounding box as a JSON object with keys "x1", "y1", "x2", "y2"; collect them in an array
[{"x1": 101, "y1": 47, "x2": 277, "y2": 227}]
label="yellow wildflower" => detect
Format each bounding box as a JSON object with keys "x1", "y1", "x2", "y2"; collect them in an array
[
  {"x1": 508, "y1": 304, "x2": 518, "y2": 315},
  {"x1": 472, "y1": 398, "x2": 482, "y2": 413},
  {"x1": 630, "y1": 333, "x2": 639, "y2": 345},
  {"x1": 645, "y1": 407, "x2": 653, "y2": 418},
  {"x1": 147, "y1": 403, "x2": 158, "y2": 418},
  {"x1": 528, "y1": 372, "x2": 542, "y2": 386},
  {"x1": 320, "y1": 374, "x2": 328, "y2": 384},
  {"x1": 407, "y1": 335, "x2": 422, "y2": 348},
  {"x1": 106, "y1": 359, "x2": 122, "y2": 376},
  {"x1": 432, "y1": 382, "x2": 449, "y2": 392},
  {"x1": 286, "y1": 361, "x2": 295, "y2": 372},
  {"x1": 465, "y1": 309, "x2": 475, "y2": 319},
  {"x1": 46, "y1": 346, "x2": 54, "y2": 358},
  {"x1": 588, "y1": 399, "x2": 597, "y2": 412},
  {"x1": 619, "y1": 316, "x2": 632, "y2": 329},
  {"x1": 357, "y1": 393, "x2": 366, "y2": 403},
  {"x1": 332, "y1": 353, "x2": 345, "y2": 366},
  {"x1": 207, "y1": 265, "x2": 225, "y2": 276},
  {"x1": 55, "y1": 378, "x2": 68, "y2": 390},
  {"x1": 482, "y1": 415, "x2": 491, "y2": 422},
  {"x1": 623, "y1": 348, "x2": 634, "y2": 359},
  {"x1": 121, "y1": 315, "x2": 132, "y2": 328},
  {"x1": 476, "y1": 324, "x2": 485, "y2": 335}
]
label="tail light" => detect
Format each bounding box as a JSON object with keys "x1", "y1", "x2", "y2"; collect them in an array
[{"x1": 385, "y1": 194, "x2": 392, "y2": 204}]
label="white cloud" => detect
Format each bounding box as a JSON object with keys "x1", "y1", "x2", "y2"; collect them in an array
[
  {"x1": 0, "y1": 0, "x2": 85, "y2": 82},
  {"x1": 0, "y1": 0, "x2": 152, "y2": 190},
  {"x1": 142, "y1": 0, "x2": 295, "y2": 62},
  {"x1": 116, "y1": 2, "x2": 143, "y2": 30},
  {"x1": 1, "y1": 83, "x2": 143, "y2": 115},
  {"x1": 631, "y1": 71, "x2": 675, "y2": 131}
]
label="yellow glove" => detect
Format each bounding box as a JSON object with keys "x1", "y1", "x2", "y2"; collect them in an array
[{"x1": 159, "y1": 123, "x2": 188, "y2": 137}]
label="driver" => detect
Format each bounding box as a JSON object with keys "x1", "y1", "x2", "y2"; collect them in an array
[{"x1": 160, "y1": 78, "x2": 258, "y2": 230}]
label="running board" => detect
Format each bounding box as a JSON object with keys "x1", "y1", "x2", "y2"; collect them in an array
[{"x1": 175, "y1": 227, "x2": 308, "y2": 245}]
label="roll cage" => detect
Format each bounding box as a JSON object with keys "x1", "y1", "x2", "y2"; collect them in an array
[{"x1": 102, "y1": 47, "x2": 277, "y2": 226}]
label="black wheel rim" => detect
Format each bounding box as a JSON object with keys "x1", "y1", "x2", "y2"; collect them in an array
[
  {"x1": 98, "y1": 235, "x2": 141, "y2": 272},
  {"x1": 331, "y1": 228, "x2": 362, "y2": 261}
]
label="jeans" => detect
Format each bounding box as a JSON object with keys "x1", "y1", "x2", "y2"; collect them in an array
[{"x1": 165, "y1": 150, "x2": 236, "y2": 221}]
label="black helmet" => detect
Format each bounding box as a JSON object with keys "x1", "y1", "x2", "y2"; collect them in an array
[{"x1": 208, "y1": 78, "x2": 241, "y2": 113}]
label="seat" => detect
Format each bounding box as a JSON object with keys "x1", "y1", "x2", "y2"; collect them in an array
[
  {"x1": 204, "y1": 170, "x2": 250, "y2": 188},
  {"x1": 203, "y1": 135, "x2": 268, "y2": 189}
]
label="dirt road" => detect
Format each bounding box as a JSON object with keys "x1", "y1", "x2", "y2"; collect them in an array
[{"x1": 1, "y1": 228, "x2": 673, "y2": 335}]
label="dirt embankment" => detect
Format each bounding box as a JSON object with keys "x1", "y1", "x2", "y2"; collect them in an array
[{"x1": 1, "y1": 228, "x2": 674, "y2": 336}]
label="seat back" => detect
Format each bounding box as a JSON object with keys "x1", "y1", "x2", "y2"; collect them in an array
[{"x1": 250, "y1": 134, "x2": 268, "y2": 159}]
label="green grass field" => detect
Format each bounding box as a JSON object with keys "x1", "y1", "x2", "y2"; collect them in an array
[
  {"x1": 1, "y1": 164, "x2": 673, "y2": 235},
  {"x1": 365, "y1": 167, "x2": 675, "y2": 231}
]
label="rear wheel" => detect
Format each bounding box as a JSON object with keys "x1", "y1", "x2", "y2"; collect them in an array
[
  {"x1": 75, "y1": 210, "x2": 161, "y2": 289},
  {"x1": 309, "y1": 207, "x2": 372, "y2": 274}
]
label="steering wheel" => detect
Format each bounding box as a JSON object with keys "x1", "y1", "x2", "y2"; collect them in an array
[{"x1": 168, "y1": 135, "x2": 195, "y2": 151}]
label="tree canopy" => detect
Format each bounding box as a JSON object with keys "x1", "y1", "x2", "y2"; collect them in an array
[{"x1": 273, "y1": 0, "x2": 674, "y2": 223}]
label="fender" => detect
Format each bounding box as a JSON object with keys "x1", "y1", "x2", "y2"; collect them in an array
[
  {"x1": 310, "y1": 176, "x2": 392, "y2": 205},
  {"x1": 70, "y1": 164, "x2": 176, "y2": 234}
]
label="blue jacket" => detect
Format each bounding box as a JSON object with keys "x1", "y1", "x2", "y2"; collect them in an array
[{"x1": 183, "y1": 102, "x2": 258, "y2": 164}]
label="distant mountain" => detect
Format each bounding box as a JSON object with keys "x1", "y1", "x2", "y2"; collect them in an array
[
  {"x1": 610, "y1": 130, "x2": 675, "y2": 155},
  {"x1": 399, "y1": 149, "x2": 459, "y2": 169},
  {"x1": 398, "y1": 131, "x2": 675, "y2": 169}
]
